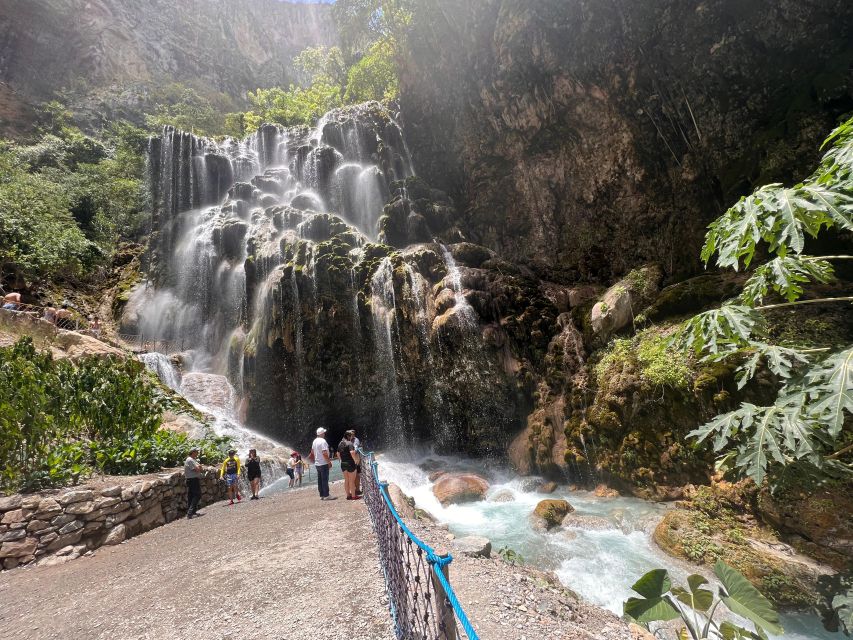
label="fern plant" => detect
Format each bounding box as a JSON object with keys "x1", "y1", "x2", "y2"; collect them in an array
[
  {"x1": 623, "y1": 561, "x2": 783, "y2": 639},
  {"x1": 676, "y1": 117, "x2": 853, "y2": 487}
]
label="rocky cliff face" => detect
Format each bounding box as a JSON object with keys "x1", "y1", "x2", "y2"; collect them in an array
[
  {"x1": 0, "y1": 0, "x2": 336, "y2": 127},
  {"x1": 399, "y1": 0, "x2": 853, "y2": 281}
]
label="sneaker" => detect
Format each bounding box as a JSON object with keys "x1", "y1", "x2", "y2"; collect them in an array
[
  {"x1": 237, "y1": 494, "x2": 242, "y2": 502},
  {"x1": 229, "y1": 499, "x2": 234, "y2": 505},
  {"x1": 352, "y1": 495, "x2": 363, "y2": 500},
  {"x1": 346, "y1": 496, "x2": 354, "y2": 500}
]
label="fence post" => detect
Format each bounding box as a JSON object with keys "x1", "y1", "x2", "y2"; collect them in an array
[{"x1": 430, "y1": 551, "x2": 458, "y2": 640}]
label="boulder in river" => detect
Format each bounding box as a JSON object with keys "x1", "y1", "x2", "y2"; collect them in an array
[
  {"x1": 531, "y1": 499, "x2": 573, "y2": 531},
  {"x1": 432, "y1": 474, "x2": 489, "y2": 506},
  {"x1": 489, "y1": 489, "x2": 515, "y2": 503},
  {"x1": 387, "y1": 483, "x2": 416, "y2": 521},
  {"x1": 538, "y1": 481, "x2": 558, "y2": 494},
  {"x1": 561, "y1": 513, "x2": 616, "y2": 531}
]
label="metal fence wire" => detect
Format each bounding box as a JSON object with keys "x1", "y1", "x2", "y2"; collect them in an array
[{"x1": 359, "y1": 449, "x2": 479, "y2": 640}]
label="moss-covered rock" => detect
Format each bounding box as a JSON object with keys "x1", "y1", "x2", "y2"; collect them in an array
[
  {"x1": 653, "y1": 483, "x2": 831, "y2": 608},
  {"x1": 531, "y1": 499, "x2": 573, "y2": 530}
]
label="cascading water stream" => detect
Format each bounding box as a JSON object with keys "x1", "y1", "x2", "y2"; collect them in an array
[{"x1": 369, "y1": 257, "x2": 408, "y2": 450}]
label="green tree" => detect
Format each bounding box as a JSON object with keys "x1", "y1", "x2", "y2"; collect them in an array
[
  {"x1": 294, "y1": 45, "x2": 348, "y2": 86},
  {"x1": 246, "y1": 83, "x2": 343, "y2": 128},
  {"x1": 344, "y1": 37, "x2": 399, "y2": 102},
  {"x1": 676, "y1": 117, "x2": 853, "y2": 488}
]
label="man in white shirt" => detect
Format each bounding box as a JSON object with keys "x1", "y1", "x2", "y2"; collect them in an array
[{"x1": 311, "y1": 427, "x2": 334, "y2": 500}]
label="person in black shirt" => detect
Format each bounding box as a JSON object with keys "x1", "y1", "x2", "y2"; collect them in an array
[
  {"x1": 337, "y1": 436, "x2": 361, "y2": 501},
  {"x1": 246, "y1": 449, "x2": 262, "y2": 500}
]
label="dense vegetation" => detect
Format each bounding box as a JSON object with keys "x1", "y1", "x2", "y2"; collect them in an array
[
  {"x1": 677, "y1": 117, "x2": 853, "y2": 489},
  {"x1": 0, "y1": 103, "x2": 148, "y2": 286},
  {"x1": 0, "y1": 338, "x2": 227, "y2": 494},
  {"x1": 225, "y1": 0, "x2": 407, "y2": 133}
]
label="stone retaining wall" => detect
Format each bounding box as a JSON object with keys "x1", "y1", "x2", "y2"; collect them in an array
[{"x1": 0, "y1": 469, "x2": 225, "y2": 570}]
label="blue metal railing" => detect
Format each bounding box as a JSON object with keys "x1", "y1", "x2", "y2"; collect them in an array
[{"x1": 358, "y1": 448, "x2": 480, "y2": 640}]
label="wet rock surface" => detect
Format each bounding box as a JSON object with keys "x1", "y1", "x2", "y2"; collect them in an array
[
  {"x1": 432, "y1": 474, "x2": 490, "y2": 506},
  {"x1": 399, "y1": 0, "x2": 853, "y2": 281}
]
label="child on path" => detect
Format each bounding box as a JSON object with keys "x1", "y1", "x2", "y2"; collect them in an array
[{"x1": 219, "y1": 449, "x2": 242, "y2": 504}]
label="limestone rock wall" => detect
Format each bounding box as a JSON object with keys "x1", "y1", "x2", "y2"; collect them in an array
[
  {"x1": 0, "y1": 469, "x2": 225, "y2": 571},
  {"x1": 0, "y1": 0, "x2": 337, "y2": 129},
  {"x1": 399, "y1": 0, "x2": 853, "y2": 281}
]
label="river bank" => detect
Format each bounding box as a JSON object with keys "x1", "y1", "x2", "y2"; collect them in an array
[{"x1": 375, "y1": 452, "x2": 837, "y2": 640}]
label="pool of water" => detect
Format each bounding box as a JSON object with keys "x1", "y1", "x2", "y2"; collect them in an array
[{"x1": 376, "y1": 452, "x2": 837, "y2": 640}]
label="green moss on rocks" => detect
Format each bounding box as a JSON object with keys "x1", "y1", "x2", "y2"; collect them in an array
[{"x1": 654, "y1": 483, "x2": 827, "y2": 608}]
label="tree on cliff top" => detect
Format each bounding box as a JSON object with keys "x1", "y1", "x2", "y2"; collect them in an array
[{"x1": 677, "y1": 116, "x2": 853, "y2": 489}]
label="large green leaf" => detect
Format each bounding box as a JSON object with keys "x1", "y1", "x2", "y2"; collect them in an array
[
  {"x1": 805, "y1": 346, "x2": 853, "y2": 437},
  {"x1": 623, "y1": 596, "x2": 681, "y2": 624},
  {"x1": 741, "y1": 256, "x2": 835, "y2": 305},
  {"x1": 735, "y1": 405, "x2": 786, "y2": 486},
  {"x1": 631, "y1": 568, "x2": 672, "y2": 598},
  {"x1": 714, "y1": 561, "x2": 783, "y2": 636},
  {"x1": 624, "y1": 569, "x2": 681, "y2": 624},
  {"x1": 677, "y1": 305, "x2": 763, "y2": 357},
  {"x1": 672, "y1": 574, "x2": 714, "y2": 612}
]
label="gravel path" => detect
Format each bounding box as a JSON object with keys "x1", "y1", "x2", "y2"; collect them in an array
[{"x1": 0, "y1": 480, "x2": 393, "y2": 640}]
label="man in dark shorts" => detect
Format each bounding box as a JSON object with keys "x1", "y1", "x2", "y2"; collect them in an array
[{"x1": 337, "y1": 434, "x2": 361, "y2": 501}]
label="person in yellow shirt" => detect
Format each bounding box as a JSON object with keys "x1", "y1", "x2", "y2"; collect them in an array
[{"x1": 219, "y1": 449, "x2": 242, "y2": 505}]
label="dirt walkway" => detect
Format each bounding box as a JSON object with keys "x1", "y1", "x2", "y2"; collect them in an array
[{"x1": 0, "y1": 481, "x2": 393, "y2": 640}]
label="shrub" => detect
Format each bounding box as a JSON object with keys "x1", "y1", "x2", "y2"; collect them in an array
[{"x1": 0, "y1": 338, "x2": 227, "y2": 493}]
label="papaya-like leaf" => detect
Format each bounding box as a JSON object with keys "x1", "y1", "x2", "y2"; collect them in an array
[{"x1": 805, "y1": 346, "x2": 853, "y2": 438}]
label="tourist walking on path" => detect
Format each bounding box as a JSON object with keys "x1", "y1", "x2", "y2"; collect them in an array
[
  {"x1": 219, "y1": 449, "x2": 242, "y2": 505},
  {"x1": 246, "y1": 449, "x2": 261, "y2": 499},
  {"x1": 184, "y1": 447, "x2": 202, "y2": 519},
  {"x1": 338, "y1": 433, "x2": 361, "y2": 501},
  {"x1": 310, "y1": 428, "x2": 333, "y2": 500}
]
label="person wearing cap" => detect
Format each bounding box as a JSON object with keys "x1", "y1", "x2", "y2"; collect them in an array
[
  {"x1": 184, "y1": 447, "x2": 203, "y2": 519},
  {"x1": 310, "y1": 428, "x2": 333, "y2": 500},
  {"x1": 219, "y1": 449, "x2": 242, "y2": 505}
]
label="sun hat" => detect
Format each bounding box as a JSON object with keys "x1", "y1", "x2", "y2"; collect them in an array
[{"x1": 316, "y1": 427, "x2": 327, "y2": 436}]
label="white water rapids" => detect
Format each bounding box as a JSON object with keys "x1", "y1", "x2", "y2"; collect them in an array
[{"x1": 376, "y1": 452, "x2": 836, "y2": 640}]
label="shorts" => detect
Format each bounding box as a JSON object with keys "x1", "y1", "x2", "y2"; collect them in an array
[
  {"x1": 341, "y1": 461, "x2": 357, "y2": 473},
  {"x1": 225, "y1": 473, "x2": 238, "y2": 487},
  {"x1": 248, "y1": 473, "x2": 261, "y2": 481},
  {"x1": 286, "y1": 468, "x2": 295, "y2": 479}
]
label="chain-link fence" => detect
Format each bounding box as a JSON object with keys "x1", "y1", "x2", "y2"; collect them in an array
[{"x1": 359, "y1": 449, "x2": 479, "y2": 640}]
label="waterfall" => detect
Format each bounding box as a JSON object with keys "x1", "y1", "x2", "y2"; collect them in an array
[
  {"x1": 132, "y1": 102, "x2": 507, "y2": 452},
  {"x1": 369, "y1": 257, "x2": 408, "y2": 450},
  {"x1": 139, "y1": 352, "x2": 181, "y2": 391}
]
